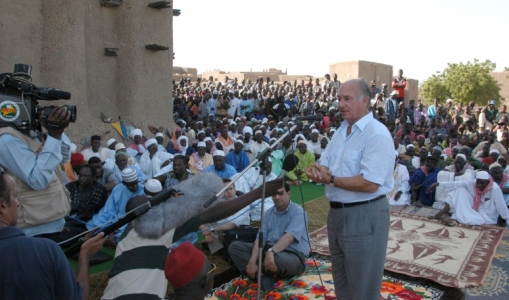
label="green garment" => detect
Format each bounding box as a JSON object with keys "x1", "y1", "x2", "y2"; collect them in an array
[
  {"x1": 485, "y1": 108, "x2": 498, "y2": 124},
  {"x1": 270, "y1": 150, "x2": 285, "y2": 177},
  {"x1": 286, "y1": 149, "x2": 316, "y2": 181},
  {"x1": 467, "y1": 157, "x2": 482, "y2": 170},
  {"x1": 436, "y1": 158, "x2": 447, "y2": 169}
]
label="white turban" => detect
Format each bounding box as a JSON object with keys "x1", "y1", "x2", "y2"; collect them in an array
[
  {"x1": 144, "y1": 179, "x2": 162, "y2": 193},
  {"x1": 106, "y1": 138, "x2": 116, "y2": 147},
  {"x1": 476, "y1": 171, "x2": 490, "y2": 180},
  {"x1": 214, "y1": 150, "x2": 225, "y2": 157},
  {"x1": 243, "y1": 127, "x2": 253, "y2": 135},
  {"x1": 155, "y1": 133, "x2": 164, "y2": 138},
  {"x1": 121, "y1": 168, "x2": 138, "y2": 182},
  {"x1": 456, "y1": 154, "x2": 467, "y2": 162},
  {"x1": 197, "y1": 142, "x2": 206, "y2": 148},
  {"x1": 130, "y1": 129, "x2": 142, "y2": 139},
  {"x1": 145, "y1": 138, "x2": 157, "y2": 148}
]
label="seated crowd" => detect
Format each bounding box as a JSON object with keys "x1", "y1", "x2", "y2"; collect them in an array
[{"x1": 5, "y1": 74, "x2": 509, "y2": 299}]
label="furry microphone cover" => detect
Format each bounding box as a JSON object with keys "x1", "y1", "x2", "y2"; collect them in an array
[{"x1": 133, "y1": 172, "x2": 223, "y2": 239}]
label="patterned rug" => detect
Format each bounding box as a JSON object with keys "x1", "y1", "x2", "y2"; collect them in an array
[
  {"x1": 309, "y1": 212, "x2": 506, "y2": 288},
  {"x1": 205, "y1": 260, "x2": 445, "y2": 300},
  {"x1": 463, "y1": 230, "x2": 509, "y2": 299}
]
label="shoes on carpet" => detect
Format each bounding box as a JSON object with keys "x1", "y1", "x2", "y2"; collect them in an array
[{"x1": 261, "y1": 274, "x2": 276, "y2": 291}]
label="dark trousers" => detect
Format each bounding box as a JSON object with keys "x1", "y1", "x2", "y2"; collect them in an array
[
  {"x1": 328, "y1": 198, "x2": 390, "y2": 300},
  {"x1": 228, "y1": 241, "x2": 305, "y2": 278}
]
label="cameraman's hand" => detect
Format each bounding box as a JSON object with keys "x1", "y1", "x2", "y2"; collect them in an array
[{"x1": 41, "y1": 106, "x2": 71, "y2": 140}]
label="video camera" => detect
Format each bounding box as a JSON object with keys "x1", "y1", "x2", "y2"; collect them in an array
[{"x1": 0, "y1": 64, "x2": 76, "y2": 136}]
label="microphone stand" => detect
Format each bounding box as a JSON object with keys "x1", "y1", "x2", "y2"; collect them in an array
[{"x1": 256, "y1": 155, "x2": 268, "y2": 300}]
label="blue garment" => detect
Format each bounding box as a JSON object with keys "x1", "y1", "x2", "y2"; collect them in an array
[
  {"x1": 86, "y1": 183, "x2": 145, "y2": 239},
  {"x1": 410, "y1": 167, "x2": 441, "y2": 206},
  {"x1": 428, "y1": 105, "x2": 437, "y2": 119},
  {"x1": 384, "y1": 99, "x2": 396, "y2": 121},
  {"x1": 239, "y1": 99, "x2": 254, "y2": 116},
  {"x1": 202, "y1": 163, "x2": 238, "y2": 179},
  {"x1": 207, "y1": 97, "x2": 218, "y2": 115},
  {"x1": 503, "y1": 180, "x2": 509, "y2": 206},
  {"x1": 262, "y1": 201, "x2": 310, "y2": 256},
  {"x1": 0, "y1": 133, "x2": 71, "y2": 236},
  {"x1": 285, "y1": 98, "x2": 298, "y2": 109},
  {"x1": 157, "y1": 144, "x2": 167, "y2": 153},
  {"x1": 112, "y1": 165, "x2": 148, "y2": 184},
  {"x1": 0, "y1": 227, "x2": 83, "y2": 299},
  {"x1": 430, "y1": 127, "x2": 448, "y2": 137},
  {"x1": 321, "y1": 113, "x2": 394, "y2": 203},
  {"x1": 225, "y1": 151, "x2": 250, "y2": 172},
  {"x1": 255, "y1": 114, "x2": 267, "y2": 121}
]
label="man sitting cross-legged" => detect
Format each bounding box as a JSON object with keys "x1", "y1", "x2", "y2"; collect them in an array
[
  {"x1": 427, "y1": 170, "x2": 509, "y2": 226},
  {"x1": 228, "y1": 182, "x2": 309, "y2": 290}
]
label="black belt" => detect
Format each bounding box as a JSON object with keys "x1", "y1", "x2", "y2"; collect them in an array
[{"x1": 329, "y1": 195, "x2": 385, "y2": 209}]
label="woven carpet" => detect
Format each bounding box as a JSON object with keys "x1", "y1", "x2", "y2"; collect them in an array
[
  {"x1": 206, "y1": 260, "x2": 445, "y2": 300},
  {"x1": 309, "y1": 212, "x2": 506, "y2": 288}
]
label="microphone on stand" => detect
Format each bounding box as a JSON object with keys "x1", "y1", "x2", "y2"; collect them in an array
[
  {"x1": 294, "y1": 113, "x2": 323, "y2": 122},
  {"x1": 278, "y1": 153, "x2": 299, "y2": 179}
]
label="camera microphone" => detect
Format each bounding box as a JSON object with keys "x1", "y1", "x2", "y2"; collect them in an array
[{"x1": 37, "y1": 88, "x2": 71, "y2": 100}]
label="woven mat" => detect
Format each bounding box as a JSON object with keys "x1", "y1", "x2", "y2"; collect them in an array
[
  {"x1": 309, "y1": 212, "x2": 505, "y2": 288},
  {"x1": 205, "y1": 260, "x2": 445, "y2": 300}
]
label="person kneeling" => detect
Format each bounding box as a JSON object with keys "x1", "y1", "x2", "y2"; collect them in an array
[
  {"x1": 228, "y1": 183, "x2": 309, "y2": 290},
  {"x1": 427, "y1": 171, "x2": 509, "y2": 226}
]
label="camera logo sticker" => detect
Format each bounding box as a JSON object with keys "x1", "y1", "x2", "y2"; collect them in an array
[{"x1": 0, "y1": 101, "x2": 21, "y2": 121}]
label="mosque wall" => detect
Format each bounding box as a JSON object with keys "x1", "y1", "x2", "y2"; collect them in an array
[{"x1": 0, "y1": 0, "x2": 175, "y2": 146}]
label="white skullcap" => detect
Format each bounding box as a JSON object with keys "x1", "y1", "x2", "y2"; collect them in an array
[
  {"x1": 270, "y1": 137, "x2": 277, "y2": 142},
  {"x1": 476, "y1": 171, "x2": 490, "y2": 180},
  {"x1": 115, "y1": 143, "x2": 126, "y2": 151},
  {"x1": 490, "y1": 149, "x2": 500, "y2": 155},
  {"x1": 298, "y1": 140, "x2": 307, "y2": 145},
  {"x1": 311, "y1": 129, "x2": 319, "y2": 134},
  {"x1": 288, "y1": 121, "x2": 294, "y2": 125},
  {"x1": 498, "y1": 156, "x2": 507, "y2": 161},
  {"x1": 144, "y1": 179, "x2": 162, "y2": 193},
  {"x1": 106, "y1": 138, "x2": 116, "y2": 147},
  {"x1": 456, "y1": 154, "x2": 467, "y2": 162},
  {"x1": 197, "y1": 130, "x2": 205, "y2": 135},
  {"x1": 145, "y1": 138, "x2": 157, "y2": 148},
  {"x1": 391, "y1": 91, "x2": 398, "y2": 96},
  {"x1": 130, "y1": 129, "x2": 142, "y2": 139},
  {"x1": 229, "y1": 121, "x2": 236, "y2": 125},
  {"x1": 255, "y1": 130, "x2": 263, "y2": 135},
  {"x1": 446, "y1": 98, "x2": 453, "y2": 103},
  {"x1": 204, "y1": 137, "x2": 212, "y2": 142},
  {"x1": 197, "y1": 142, "x2": 206, "y2": 148},
  {"x1": 243, "y1": 127, "x2": 253, "y2": 135},
  {"x1": 262, "y1": 118, "x2": 268, "y2": 123},
  {"x1": 278, "y1": 121, "x2": 284, "y2": 125},
  {"x1": 310, "y1": 125, "x2": 316, "y2": 129},
  {"x1": 489, "y1": 162, "x2": 502, "y2": 171},
  {"x1": 214, "y1": 150, "x2": 225, "y2": 157},
  {"x1": 70, "y1": 143, "x2": 77, "y2": 154},
  {"x1": 330, "y1": 128, "x2": 337, "y2": 132},
  {"x1": 235, "y1": 140, "x2": 244, "y2": 145},
  {"x1": 121, "y1": 168, "x2": 138, "y2": 182},
  {"x1": 406, "y1": 144, "x2": 415, "y2": 149},
  {"x1": 155, "y1": 133, "x2": 164, "y2": 138}
]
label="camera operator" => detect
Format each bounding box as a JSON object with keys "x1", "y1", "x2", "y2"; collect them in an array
[{"x1": 0, "y1": 105, "x2": 72, "y2": 237}]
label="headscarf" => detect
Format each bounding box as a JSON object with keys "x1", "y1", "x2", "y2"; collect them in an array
[
  {"x1": 171, "y1": 128, "x2": 182, "y2": 149},
  {"x1": 473, "y1": 171, "x2": 493, "y2": 212},
  {"x1": 177, "y1": 135, "x2": 189, "y2": 154}
]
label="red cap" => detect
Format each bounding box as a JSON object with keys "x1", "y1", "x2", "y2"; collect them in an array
[
  {"x1": 164, "y1": 242, "x2": 206, "y2": 289},
  {"x1": 482, "y1": 157, "x2": 494, "y2": 164},
  {"x1": 70, "y1": 153, "x2": 84, "y2": 167}
]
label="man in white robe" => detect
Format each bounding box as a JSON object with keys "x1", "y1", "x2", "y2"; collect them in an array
[
  {"x1": 138, "y1": 138, "x2": 174, "y2": 178},
  {"x1": 435, "y1": 154, "x2": 475, "y2": 203},
  {"x1": 388, "y1": 152, "x2": 410, "y2": 205},
  {"x1": 428, "y1": 171, "x2": 509, "y2": 225},
  {"x1": 234, "y1": 159, "x2": 277, "y2": 222}
]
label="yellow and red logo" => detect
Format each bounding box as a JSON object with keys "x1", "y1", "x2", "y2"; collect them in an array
[{"x1": 0, "y1": 101, "x2": 20, "y2": 121}]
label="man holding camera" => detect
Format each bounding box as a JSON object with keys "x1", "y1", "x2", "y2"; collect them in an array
[{"x1": 0, "y1": 106, "x2": 72, "y2": 237}]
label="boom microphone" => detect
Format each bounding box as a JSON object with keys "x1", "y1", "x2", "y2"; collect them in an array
[
  {"x1": 278, "y1": 153, "x2": 299, "y2": 179},
  {"x1": 35, "y1": 87, "x2": 72, "y2": 100},
  {"x1": 294, "y1": 113, "x2": 323, "y2": 122},
  {"x1": 134, "y1": 172, "x2": 224, "y2": 239}
]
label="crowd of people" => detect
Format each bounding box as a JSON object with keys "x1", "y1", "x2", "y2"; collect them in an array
[{"x1": 4, "y1": 69, "x2": 509, "y2": 299}]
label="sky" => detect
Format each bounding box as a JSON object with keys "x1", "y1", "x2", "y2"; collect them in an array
[{"x1": 173, "y1": 0, "x2": 509, "y2": 83}]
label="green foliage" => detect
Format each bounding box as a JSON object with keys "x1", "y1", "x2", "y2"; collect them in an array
[
  {"x1": 420, "y1": 73, "x2": 448, "y2": 106},
  {"x1": 504, "y1": 67, "x2": 509, "y2": 71},
  {"x1": 421, "y1": 59, "x2": 501, "y2": 106}
]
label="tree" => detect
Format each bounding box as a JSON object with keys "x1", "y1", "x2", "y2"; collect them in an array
[
  {"x1": 504, "y1": 67, "x2": 509, "y2": 71},
  {"x1": 420, "y1": 72, "x2": 449, "y2": 106},
  {"x1": 421, "y1": 59, "x2": 501, "y2": 106}
]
